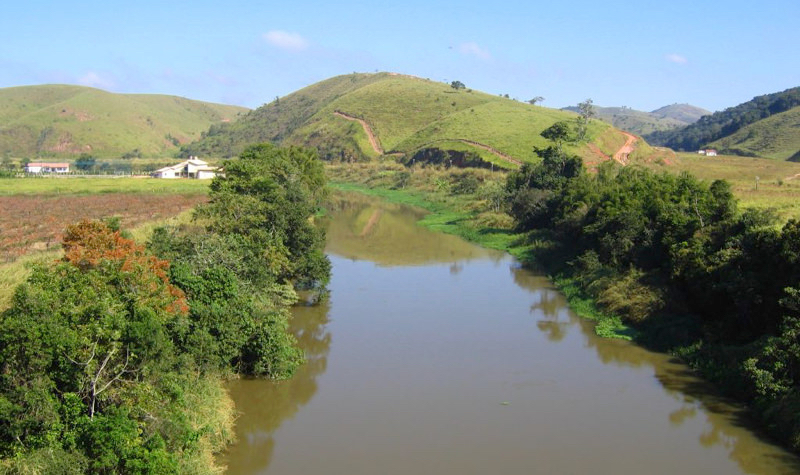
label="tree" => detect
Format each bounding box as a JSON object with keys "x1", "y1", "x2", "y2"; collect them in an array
[
  {"x1": 1, "y1": 156, "x2": 14, "y2": 171},
  {"x1": 540, "y1": 121, "x2": 572, "y2": 152},
  {"x1": 528, "y1": 96, "x2": 545, "y2": 106},
  {"x1": 576, "y1": 98, "x2": 595, "y2": 141},
  {"x1": 75, "y1": 153, "x2": 96, "y2": 172},
  {"x1": 199, "y1": 143, "x2": 330, "y2": 289},
  {"x1": 0, "y1": 220, "x2": 191, "y2": 463},
  {"x1": 450, "y1": 80, "x2": 466, "y2": 90}
]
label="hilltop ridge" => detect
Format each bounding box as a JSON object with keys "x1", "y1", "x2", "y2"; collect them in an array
[
  {"x1": 562, "y1": 103, "x2": 710, "y2": 137},
  {"x1": 183, "y1": 72, "x2": 630, "y2": 168},
  {"x1": 0, "y1": 84, "x2": 248, "y2": 159}
]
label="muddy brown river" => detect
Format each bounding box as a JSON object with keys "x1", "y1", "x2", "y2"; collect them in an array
[{"x1": 222, "y1": 194, "x2": 800, "y2": 474}]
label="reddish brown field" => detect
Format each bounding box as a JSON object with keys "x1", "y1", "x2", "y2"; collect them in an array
[{"x1": 0, "y1": 194, "x2": 207, "y2": 262}]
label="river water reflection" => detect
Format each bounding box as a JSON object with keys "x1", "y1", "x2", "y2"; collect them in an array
[{"x1": 223, "y1": 193, "x2": 800, "y2": 474}]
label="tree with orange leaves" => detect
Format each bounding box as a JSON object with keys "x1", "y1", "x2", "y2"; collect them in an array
[{"x1": 0, "y1": 219, "x2": 193, "y2": 470}]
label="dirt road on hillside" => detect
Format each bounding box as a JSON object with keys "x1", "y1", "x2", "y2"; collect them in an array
[
  {"x1": 333, "y1": 111, "x2": 384, "y2": 155},
  {"x1": 332, "y1": 111, "x2": 522, "y2": 167},
  {"x1": 614, "y1": 132, "x2": 638, "y2": 164}
]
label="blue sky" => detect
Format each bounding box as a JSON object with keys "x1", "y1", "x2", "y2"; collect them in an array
[{"x1": 1, "y1": 0, "x2": 797, "y2": 112}]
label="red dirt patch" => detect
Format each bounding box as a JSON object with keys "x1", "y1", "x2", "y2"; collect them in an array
[{"x1": 0, "y1": 193, "x2": 207, "y2": 262}]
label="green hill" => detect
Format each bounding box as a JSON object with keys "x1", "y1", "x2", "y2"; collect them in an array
[
  {"x1": 643, "y1": 86, "x2": 800, "y2": 156},
  {"x1": 707, "y1": 106, "x2": 800, "y2": 160},
  {"x1": 183, "y1": 72, "x2": 628, "y2": 168},
  {"x1": 650, "y1": 104, "x2": 710, "y2": 124},
  {"x1": 0, "y1": 84, "x2": 248, "y2": 159},
  {"x1": 562, "y1": 103, "x2": 709, "y2": 136}
]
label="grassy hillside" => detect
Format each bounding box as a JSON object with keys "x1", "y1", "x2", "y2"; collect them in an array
[
  {"x1": 644, "y1": 86, "x2": 800, "y2": 155},
  {"x1": 180, "y1": 73, "x2": 388, "y2": 158},
  {"x1": 0, "y1": 84, "x2": 248, "y2": 159},
  {"x1": 650, "y1": 104, "x2": 710, "y2": 123},
  {"x1": 708, "y1": 107, "x2": 800, "y2": 160},
  {"x1": 563, "y1": 103, "x2": 709, "y2": 136},
  {"x1": 186, "y1": 72, "x2": 629, "y2": 168}
]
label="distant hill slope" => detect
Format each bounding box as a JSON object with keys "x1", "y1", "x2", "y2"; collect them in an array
[
  {"x1": 643, "y1": 86, "x2": 800, "y2": 156},
  {"x1": 650, "y1": 104, "x2": 711, "y2": 124},
  {"x1": 708, "y1": 107, "x2": 800, "y2": 160},
  {"x1": 184, "y1": 72, "x2": 628, "y2": 168},
  {"x1": 562, "y1": 104, "x2": 710, "y2": 136},
  {"x1": 0, "y1": 85, "x2": 248, "y2": 158}
]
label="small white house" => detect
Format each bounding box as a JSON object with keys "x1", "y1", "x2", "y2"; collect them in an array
[
  {"x1": 151, "y1": 157, "x2": 219, "y2": 179},
  {"x1": 697, "y1": 149, "x2": 718, "y2": 157},
  {"x1": 25, "y1": 162, "x2": 70, "y2": 174}
]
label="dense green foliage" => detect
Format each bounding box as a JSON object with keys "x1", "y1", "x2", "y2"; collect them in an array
[
  {"x1": 506, "y1": 127, "x2": 800, "y2": 451},
  {"x1": 645, "y1": 87, "x2": 800, "y2": 153},
  {"x1": 0, "y1": 144, "x2": 330, "y2": 472},
  {"x1": 0, "y1": 221, "x2": 221, "y2": 473}
]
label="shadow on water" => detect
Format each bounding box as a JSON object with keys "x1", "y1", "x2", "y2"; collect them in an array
[
  {"x1": 221, "y1": 298, "x2": 332, "y2": 474},
  {"x1": 511, "y1": 264, "x2": 800, "y2": 474}
]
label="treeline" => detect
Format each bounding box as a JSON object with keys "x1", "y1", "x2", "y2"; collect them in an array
[
  {"x1": 508, "y1": 124, "x2": 800, "y2": 451},
  {"x1": 0, "y1": 144, "x2": 330, "y2": 473},
  {"x1": 644, "y1": 86, "x2": 800, "y2": 152}
]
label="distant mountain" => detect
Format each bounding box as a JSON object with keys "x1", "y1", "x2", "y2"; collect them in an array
[
  {"x1": 643, "y1": 87, "x2": 800, "y2": 157},
  {"x1": 562, "y1": 104, "x2": 710, "y2": 137},
  {"x1": 0, "y1": 85, "x2": 248, "y2": 158},
  {"x1": 650, "y1": 104, "x2": 711, "y2": 124},
  {"x1": 183, "y1": 72, "x2": 631, "y2": 167}
]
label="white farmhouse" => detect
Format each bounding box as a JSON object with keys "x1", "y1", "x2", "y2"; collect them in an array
[
  {"x1": 25, "y1": 162, "x2": 70, "y2": 174},
  {"x1": 151, "y1": 157, "x2": 219, "y2": 179}
]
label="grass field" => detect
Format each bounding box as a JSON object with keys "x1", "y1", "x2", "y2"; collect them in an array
[{"x1": 0, "y1": 176, "x2": 210, "y2": 195}]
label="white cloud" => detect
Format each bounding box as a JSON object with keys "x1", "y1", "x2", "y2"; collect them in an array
[
  {"x1": 78, "y1": 71, "x2": 115, "y2": 90},
  {"x1": 458, "y1": 42, "x2": 491, "y2": 61},
  {"x1": 263, "y1": 30, "x2": 309, "y2": 52},
  {"x1": 665, "y1": 53, "x2": 688, "y2": 64}
]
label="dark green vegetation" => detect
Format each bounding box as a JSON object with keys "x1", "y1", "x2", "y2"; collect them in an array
[
  {"x1": 182, "y1": 72, "x2": 625, "y2": 167},
  {"x1": 0, "y1": 84, "x2": 247, "y2": 159},
  {"x1": 505, "y1": 129, "x2": 800, "y2": 452},
  {"x1": 0, "y1": 144, "x2": 329, "y2": 473},
  {"x1": 645, "y1": 87, "x2": 800, "y2": 158},
  {"x1": 563, "y1": 103, "x2": 710, "y2": 136}
]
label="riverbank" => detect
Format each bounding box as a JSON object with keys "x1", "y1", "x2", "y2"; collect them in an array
[{"x1": 327, "y1": 161, "x2": 800, "y2": 456}]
